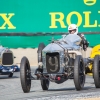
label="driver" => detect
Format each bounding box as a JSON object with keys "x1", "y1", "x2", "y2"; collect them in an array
[{"x1": 68, "y1": 24, "x2": 89, "y2": 51}]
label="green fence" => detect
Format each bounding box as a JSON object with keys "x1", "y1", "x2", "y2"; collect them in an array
[
  {"x1": 0, "y1": 0, "x2": 100, "y2": 48},
  {"x1": 0, "y1": 33, "x2": 99, "y2": 48}
]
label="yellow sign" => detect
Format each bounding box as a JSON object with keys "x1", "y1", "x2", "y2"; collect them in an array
[
  {"x1": 49, "y1": 11, "x2": 100, "y2": 28},
  {"x1": 83, "y1": 0, "x2": 96, "y2": 6},
  {"x1": 0, "y1": 13, "x2": 16, "y2": 29}
]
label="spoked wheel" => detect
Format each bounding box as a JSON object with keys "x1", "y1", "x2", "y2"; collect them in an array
[
  {"x1": 38, "y1": 43, "x2": 45, "y2": 63},
  {"x1": 20, "y1": 57, "x2": 31, "y2": 93},
  {"x1": 74, "y1": 55, "x2": 85, "y2": 91},
  {"x1": 41, "y1": 79, "x2": 50, "y2": 90},
  {"x1": 93, "y1": 55, "x2": 100, "y2": 88}
]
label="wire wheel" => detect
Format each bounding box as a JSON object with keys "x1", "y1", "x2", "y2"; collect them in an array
[
  {"x1": 20, "y1": 57, "x2": 31, "y2": 93},
  {"x1": 93, "y1": 55, "x2": 100, "y2": 88},
  {"x1": 74, "y1": 55, "x2": 85, "y2": 91}
]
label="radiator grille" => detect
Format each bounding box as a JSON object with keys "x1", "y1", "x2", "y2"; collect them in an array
[
  {"x1": 46, "y1": 52, "x2": 60, "y2": 73},
  {"x1": 2, "y1": 53, "x2": 13, "y2": 65}
]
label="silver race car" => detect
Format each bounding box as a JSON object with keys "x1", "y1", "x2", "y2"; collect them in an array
[
  {"x1": 20, "y1": 34, "x2": 86, "y2": 93},
  {"x1": 0, "y1": 45, "x2": 14, "y2": 77}
]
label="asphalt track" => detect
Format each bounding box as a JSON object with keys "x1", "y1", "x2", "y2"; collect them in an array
[{"x1": 0, "y1": 68, "x2": 100, "y2": 100}]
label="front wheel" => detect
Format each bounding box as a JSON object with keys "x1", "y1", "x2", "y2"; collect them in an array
[
  {"x1": 93, "y1": 55, "x2": 100, "y2": 88},
  {"x1": 20, "y1": 56, "x2": 31, "y2": 93},
  {"x1": 74, "y1": 55, "x2": 85, "y2": 91},
  {"x1": 8, "y1": 73, "x2": 13, "y2": 77}
]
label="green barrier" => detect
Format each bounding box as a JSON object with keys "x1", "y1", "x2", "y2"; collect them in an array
[
  {"x1": 0, "y1": 0, "x2": 100, "y2": 32},
  {"x1": 0, "y1": 34, "x2": 99, "y2": 48},
  {"x1": 0, "y1": 35, "x2": 61, "y2": 48},
  {"x1": 0, "y1": 0, "x2": 100, "y2": 48}
]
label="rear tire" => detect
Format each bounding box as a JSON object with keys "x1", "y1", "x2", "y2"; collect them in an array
[
  {"x1": 93, "y1": 55, "x2": 100, "y2": 88},
  {"x1": 74, "y1": 55, "x2": 85, "y2": 91},
  {"x1": 41, "y1": 79, "x2": 50, "y2": 90},
  {"x1": 20, "y1": 57, "x2": 31, "y2": 93},
  {"x1": 38, "y1": 43, "x2": 45, "y2": 62}
]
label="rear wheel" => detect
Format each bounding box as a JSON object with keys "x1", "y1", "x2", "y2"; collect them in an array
[
  {"x1": 38, "y1": 43, "x2": 45, "y2": 63},
  {"x1": 41, "y1": 79, "x2": 50, "y2": 90},
  {"x1": 74, "y1": 55, "x2": 85, "y2": 91},
  {"x1": 93, "y1": 55, "x2": 100, "y2": 88},
  {"x1": 20, "y1": 57, "x2": 31, "y2": 93}
]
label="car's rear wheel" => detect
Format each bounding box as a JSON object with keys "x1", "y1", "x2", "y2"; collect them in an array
[
  {"x1": 41, "y1": 79, "x2": 50, "y2": 90},
  {"x1": 20, "y1": 57, "x2": 31, "y2": 93},
  {"x1": 38, "y1": 43, "x2": 45, "y2": 62},
  {"x1": 93, "y1": 55, "x2": 100, "y2": 88},
  {"x1": 74, "y1": 55, "x2": 85, "y2": 91}
]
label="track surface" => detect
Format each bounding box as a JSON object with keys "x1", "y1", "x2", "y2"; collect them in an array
[{"x1": 0, "y1": 68, "x2": 100, "y2": 100}]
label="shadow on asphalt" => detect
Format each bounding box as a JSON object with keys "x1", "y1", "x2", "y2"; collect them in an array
[
  {"x1": 0, "y1": 75, "x2": 20, "y2": 79},
  {"x1": 29, "y1": 86, "x2": 95, "y2": 93},
  {"x1": 48, "y1": 86, "x2": 94, "y2": 91},
  {"x1": 0, "y1": 76, "x2": 19, "y2": 79}
]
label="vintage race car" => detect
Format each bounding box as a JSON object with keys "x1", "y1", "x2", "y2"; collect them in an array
[
  {"x1": 20, "y1": 34, "x2": 87, "y2": 93},
  {"x1": 0, "y1": 45, "x2": 15, "y2": 77},
  {"x1": 85, "y1": 44, "x2": 100, "y2": 88}
]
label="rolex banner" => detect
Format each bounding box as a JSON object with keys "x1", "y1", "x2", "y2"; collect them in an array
[{"x1": 0, "y1": 0, "x2": 100, "y2": 48}]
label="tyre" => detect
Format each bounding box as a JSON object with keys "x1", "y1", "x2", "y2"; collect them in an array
[
  {"x1": 74, "y1": 55, "x2": 85, "y2": 91},
  {"x1": 41, "y1": 79, "x2": 50, "y2": 90},
  {"x1": 38, "y1": 43, "x2": 45, "y2": 62},
  {"x1": 93, "y1": 55, "x2": 100, "y2": 88},
  {"x1": 8, "y1": 73, "x2": 13, "y2": 77},
  {"x1": 20, "y1": 56, "x2": 31, "y2": 93}
]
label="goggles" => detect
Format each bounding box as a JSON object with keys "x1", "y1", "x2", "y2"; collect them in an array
[{"x1": 69, "y1": 29, "x2": 76, "y2": 33}]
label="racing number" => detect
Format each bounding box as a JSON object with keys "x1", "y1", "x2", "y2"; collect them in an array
[{"x1": 48, "y1": 57, "x2": 58, "y2": 72}]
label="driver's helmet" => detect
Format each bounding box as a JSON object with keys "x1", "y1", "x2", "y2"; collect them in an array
[{"x1": 68, "y1": 24, "x2": 78, "y2": 34}]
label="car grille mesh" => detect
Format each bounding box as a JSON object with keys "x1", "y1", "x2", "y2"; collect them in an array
[
  {"x1": 46, "y1": 52, "x2": 60, "y2": 73},
  {"x1": 2, "y1": 53, "x2": 13, "y2": 65}
]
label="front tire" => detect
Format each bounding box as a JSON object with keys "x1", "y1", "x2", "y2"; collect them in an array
[
  {"x1": 20, "y1": 57, "x2": 31, "y2": 93},
  {"x1": 8, "y1": 73, "x2": 13, "y2": 77},
  {"x1": 93, "y1": 55, "x2": 100, "y2": 88},
  {"x1": 74, "y1": 55, "x2": 85, "y2": 91}
]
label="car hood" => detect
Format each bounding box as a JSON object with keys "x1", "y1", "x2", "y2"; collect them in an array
[{"x1": 43, "y1": 43, "x2": 63, "y2": 53}]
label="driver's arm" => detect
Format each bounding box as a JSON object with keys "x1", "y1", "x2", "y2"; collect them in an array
[
  {"x1": 58, "y1": 35, "x2": 67, "y2": 44},
  {"x1": 77, "y1": 33, "x2": 89, "y2": 51}
]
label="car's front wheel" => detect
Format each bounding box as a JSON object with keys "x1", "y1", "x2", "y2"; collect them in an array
[
  {"x1": 93, "y1": 55, "x2": 100, "y2": 88},
  {"x1": 8, "y1": 72, "x2": 13, "y2": 77},
  {"x1": 20, "y1": 56, "x2": 31, "y2": 93},
  {"x1": 74, "y1": 55, "x2": 85, "y2": 91}
]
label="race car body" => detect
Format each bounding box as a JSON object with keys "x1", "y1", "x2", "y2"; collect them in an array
[
  {"x1": 85, "y1": 44, "x2": 100, "y2": 88},
  {"x1": 0, "y1": 45, "x2": 14, "y2": 66},
  {"x1": 0, "y1": 45, "x2": 14, "y2": 77},
  {"x1": 20, "y1": 34, "x2": 87, "y2": 93},
  {"x1": 85, "y1": 45, "x2": 100, "y2": 74}
]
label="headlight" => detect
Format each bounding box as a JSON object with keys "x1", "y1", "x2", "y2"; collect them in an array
[
  {"x1": 9, "y1": 69, "x2": 13, "y2": 71},
  {"x1": 2, "y1": 69, "x2": 7, "y2": 72}
]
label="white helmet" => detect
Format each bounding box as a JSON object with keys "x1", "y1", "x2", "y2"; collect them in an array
[{"x1": 68, "y1": 24, "x2": 78, "y2": 34}]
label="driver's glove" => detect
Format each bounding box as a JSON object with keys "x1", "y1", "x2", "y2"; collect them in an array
[{"x1": 82, "y1": 40, "x2": 89, "y2": 51}]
